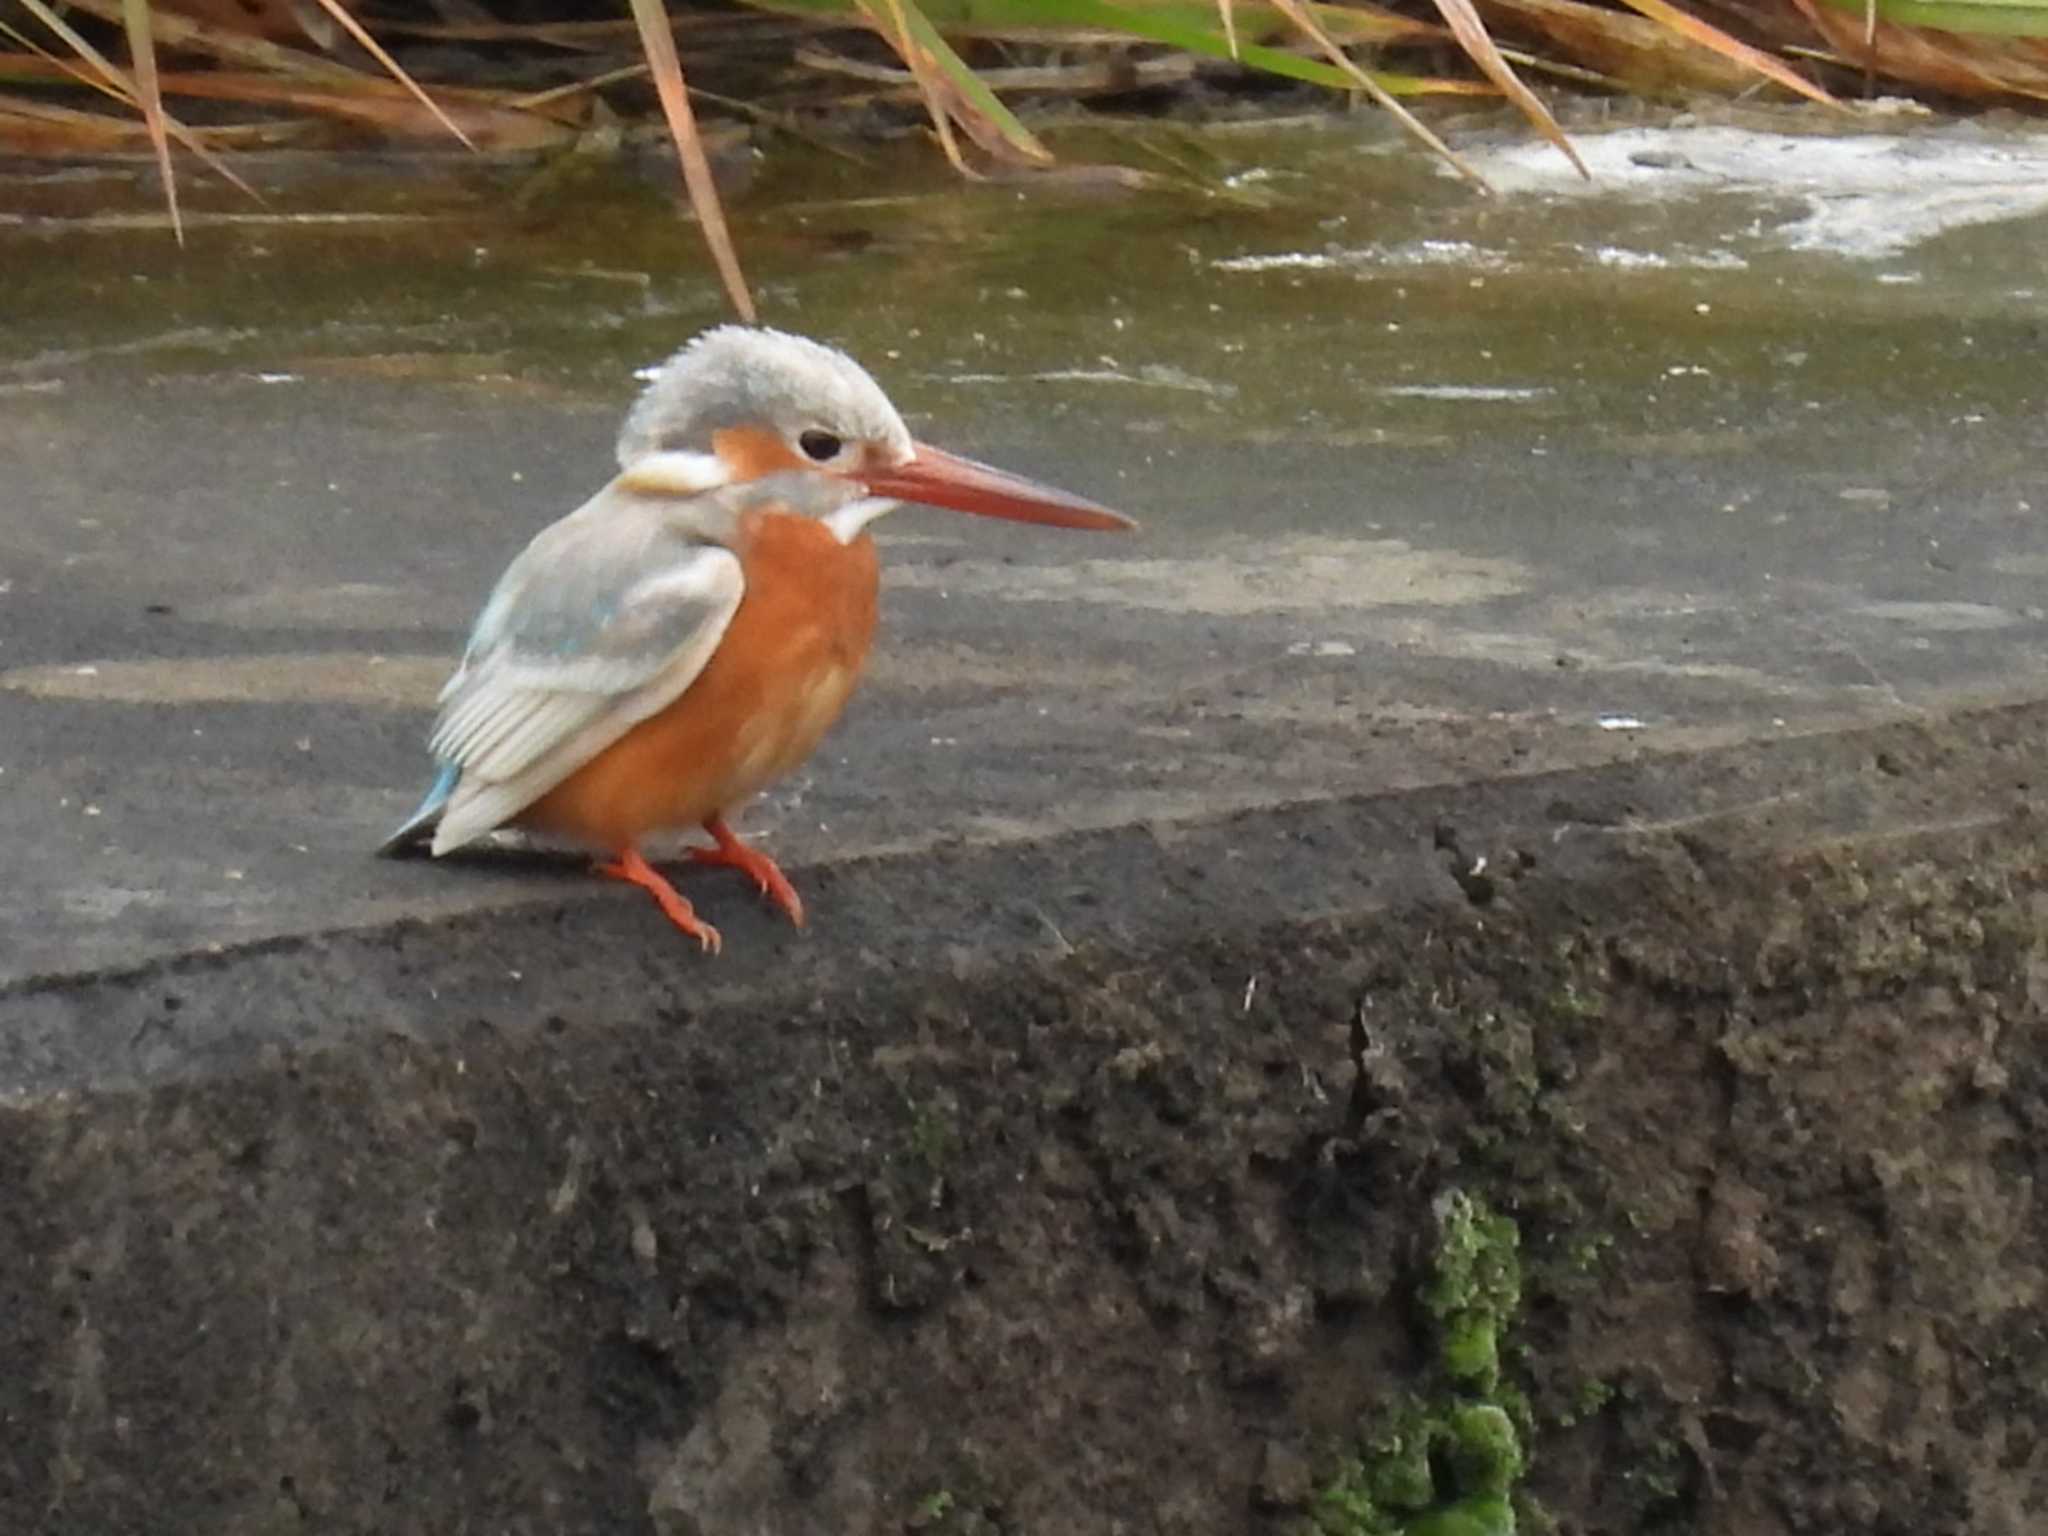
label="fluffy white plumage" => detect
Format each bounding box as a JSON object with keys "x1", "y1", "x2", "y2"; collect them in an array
[{"x1": 616, "y1": 326, "x2": 914, "y2": 469}]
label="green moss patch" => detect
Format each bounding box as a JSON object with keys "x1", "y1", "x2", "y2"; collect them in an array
[{"x1": 1308, "y1": 1192, "x2": 1530, "y2": 1536}]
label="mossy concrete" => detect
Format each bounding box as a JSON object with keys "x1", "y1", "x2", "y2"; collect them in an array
[{"x1": 6, "y1": 703, "x2": 2048, "y2": 1534}]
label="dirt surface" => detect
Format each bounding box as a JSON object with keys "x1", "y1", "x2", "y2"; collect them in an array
[{"x1": 6, "y1": 703, "x2": 2048, "y2": 1534}]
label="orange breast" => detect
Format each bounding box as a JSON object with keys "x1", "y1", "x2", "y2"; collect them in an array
[{"x1": 518, "y1": 511, "x2": 880, "y2": 851}]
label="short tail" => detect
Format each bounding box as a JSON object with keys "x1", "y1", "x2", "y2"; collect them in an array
[{"x1": 377, "y1": 763, "x2": 460, "y2": 858}]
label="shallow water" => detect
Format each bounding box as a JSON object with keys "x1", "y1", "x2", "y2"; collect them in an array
[{"x1": 5, "y1": 108, "x2": 2046, "y2": 460}]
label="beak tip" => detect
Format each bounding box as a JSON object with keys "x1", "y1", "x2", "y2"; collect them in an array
[{"x1": 875, "y1": 444, "x2": 1141, "y2": 533}]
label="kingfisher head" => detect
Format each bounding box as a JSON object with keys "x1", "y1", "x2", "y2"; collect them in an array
[{"x1": 613, "y1": 325, "x2": 1136, "y2": 543}]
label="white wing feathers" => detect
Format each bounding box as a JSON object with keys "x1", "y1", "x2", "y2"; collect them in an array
[{"x1": 426, "y1": 488, "x2": 745, "y2": 855}]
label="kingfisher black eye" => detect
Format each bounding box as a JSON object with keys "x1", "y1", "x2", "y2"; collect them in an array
[{"x1": 798, "y1": 429, "x2": 843, "y2": 462}]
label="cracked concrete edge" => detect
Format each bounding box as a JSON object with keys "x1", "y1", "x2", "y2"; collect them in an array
[{"x1": 4, "y1": 699, "x2": 2039, "y2": 1102}]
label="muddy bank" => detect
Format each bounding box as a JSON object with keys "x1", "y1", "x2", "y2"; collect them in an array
[{"x1": 4, "y1": 702, "x2": 2044, "y2": 1534}]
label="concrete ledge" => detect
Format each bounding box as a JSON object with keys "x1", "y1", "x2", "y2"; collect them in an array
[{"x1": 6, "y1": 703, "x2": 2046, "y2": 1533}]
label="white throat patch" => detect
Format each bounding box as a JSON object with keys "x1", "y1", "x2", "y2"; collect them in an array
[{"x1": 822, "y1": 497, "x2": 897, "y2": 544}]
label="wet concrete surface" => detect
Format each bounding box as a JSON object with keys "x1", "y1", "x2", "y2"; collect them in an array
[{"x1": 4, "y1": 195, "x2": 2047, "y2": 989}]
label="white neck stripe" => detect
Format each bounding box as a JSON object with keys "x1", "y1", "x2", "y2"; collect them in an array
[{"x1": 618, "y1": 450, "x2": 731, "y2": 497}]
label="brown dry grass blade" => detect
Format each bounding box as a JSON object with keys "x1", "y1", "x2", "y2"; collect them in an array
[
  {"x1": 510, "y1": 61, "x2": 650, "y2": 110},
  {"x1": 1264, "y1": 0, "x2": 1491, "y2": 192},
  {"x1": 855, "y1": 0, "x2": 1048, "y2": 170},
  {"x1": 0, "y1": 47, "x2": 575, "y2": 146},
  {"x1": 159, "y1": 70, "x2": 576, "y2": 145},
  {"x1": 0, "y1": 96, "x2": 313, "y2": 152},
  {"x1": 1617, "y1": 0, "x2": 1844, "y2": 106},
  {"x1": 60, "y1": 0, "x2": 372, "y2": 83},
  {"x1": 1477, "y1": 0, "x2": 1761, "y2": 96},
  {"x1": 626, "y1": 0, "x2": 757, "y2": 322},
  {"x1": 121, "y1": 0, "x2": 181, "y2": 243},
  {"x1": 1490, "y1": 43, "x2": 1629, "y2": 90},
  {"x1": 1786, "y1": 0, "x2": 2048, "y2": 98},
  {"x1": 1430, "y1": 0, "x2": 1587, "y2": 176},
  {"x1": 298, "y1": 0, "x2": 475, "y2": 146},
  {"x1": 147, "y1": 0, "x2": 328, "y2": 46},
  {"x1": 15, "y1": 0, "x2": 260, "y2": 199},
  {"x1": 1218, "y1": 0, "x2": 1240, "y2": 57},
  {"x1": 861, "y1": 0, "x2": 964, "y2": 169},
  {"x1": 0, "y1": 89, "x2": 175, "y2": 150},
  {"x1": 861, "y1": 0, "x2": 976, "y2": 170},
  {"x1": 1, "y1": 17, "x2": 113, "y2": 92},
  {"x1": 378, "y1": 15, "x2": 798, "y2": 49}
]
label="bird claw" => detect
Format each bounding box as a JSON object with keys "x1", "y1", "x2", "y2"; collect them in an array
[
  {"x1": 594, "y1": 850, "x2": 723, "y2": 952},
  {"x1": 692, "y1": 815, "x2": 806, "y2": 929}
]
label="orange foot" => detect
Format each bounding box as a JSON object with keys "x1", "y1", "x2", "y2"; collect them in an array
[
  {"x1": 689, "y1": 813, "x2": 806, "y2": 929},
  {"x1": 594, "y1": 847, "x2": 722, "y2": 953}
]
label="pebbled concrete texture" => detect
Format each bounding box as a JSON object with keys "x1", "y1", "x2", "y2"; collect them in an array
[{"x1": 7, "y1": 114, "x2": 2048, "y2": 1532}]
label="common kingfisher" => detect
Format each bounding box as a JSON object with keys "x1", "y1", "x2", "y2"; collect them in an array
[{"x1": 380, "y1": 325, "x2": 1136, "y2": 951}]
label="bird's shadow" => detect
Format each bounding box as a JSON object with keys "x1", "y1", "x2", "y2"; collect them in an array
[{"x1": 383, "y1": 839, "x2": 589, "y2": 879}]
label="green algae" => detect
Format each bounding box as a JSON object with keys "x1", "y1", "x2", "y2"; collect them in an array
[
  {"x1": 1307, "y1": 1192, "x2": 1530, "y2": 1536},
  {"x1": 1424, "y1": 1190, "x2": 1522, "y2": 1396}
]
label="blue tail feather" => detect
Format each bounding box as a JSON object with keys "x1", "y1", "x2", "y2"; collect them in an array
[{"x1": 377, "y1": 762, "x2": 459, "y2": 858}]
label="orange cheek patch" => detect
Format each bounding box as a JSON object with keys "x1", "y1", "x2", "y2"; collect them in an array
[{"x1": 712, "y1": 425, "x2": 811, "y2": 481}]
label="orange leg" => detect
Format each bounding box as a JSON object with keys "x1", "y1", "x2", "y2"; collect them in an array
[
  {"x1": 593, "y1": 847, "x2": 722, "y2": 953},
  {"x1": 689, "y1": 814, "x2": 806, "y2": 929}
]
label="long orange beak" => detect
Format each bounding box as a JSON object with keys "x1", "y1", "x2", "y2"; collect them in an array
[{"x1": 862, "y1": 443, "x2": 1137, "y2": 532}]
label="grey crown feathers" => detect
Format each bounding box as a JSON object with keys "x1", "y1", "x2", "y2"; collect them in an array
[{"x1": 615, "y1": 326, "x2": 915, "y2": 469}]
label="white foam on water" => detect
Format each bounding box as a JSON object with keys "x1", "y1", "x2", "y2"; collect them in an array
[{"x1": 1464, "y1": 125, "x2": 2048, "y2": 259}]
